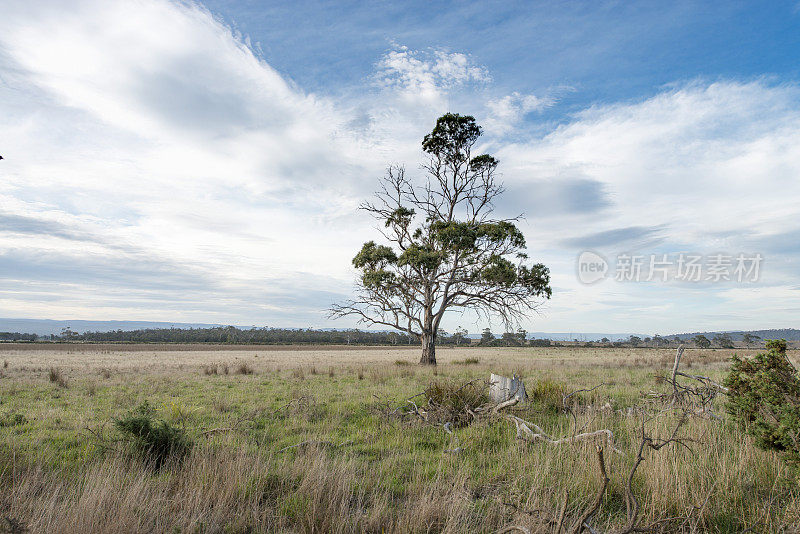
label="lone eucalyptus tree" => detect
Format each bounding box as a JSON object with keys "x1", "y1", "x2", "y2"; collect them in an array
[{"x1": 331, "y1": 113, "x2": 551, "y2": 365}]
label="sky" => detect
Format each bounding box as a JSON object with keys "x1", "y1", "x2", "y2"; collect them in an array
[{"x1": 1, "y1": 0, "x2": 800, "y2": 335}]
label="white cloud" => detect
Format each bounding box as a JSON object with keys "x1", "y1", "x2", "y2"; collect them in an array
[
  {"x1": 0, "y1": 0, "x2": 380, "y2": 324},
  {"x1": 493, "y1": 81, "x2": 800, "y2": 332},
  {"x1": 375, "y1": 45, "x2": 490, "y2": 105},
  {"x1": 499, "y1": 81, "x2": 800, "y2": 247}
]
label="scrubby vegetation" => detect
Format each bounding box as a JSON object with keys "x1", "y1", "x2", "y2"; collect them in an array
[
  {"x1": 114, "y1": 401, "x2": 192, "y2": 467},
  {"x1": 423, "y1": 379, "x2": 489, "y2": 427},
  {"x1": 725, "y1": 339, "x2": 800, "y2": 464}
]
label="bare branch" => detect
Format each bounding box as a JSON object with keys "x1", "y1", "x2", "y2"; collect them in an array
[{"x1": 570, "y1": 446, "x2": 609, "y2": 534}]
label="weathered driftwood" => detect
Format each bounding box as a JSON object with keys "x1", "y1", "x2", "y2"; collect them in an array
[
  {"x1": 506, "y1": 414, "x2": 624, "y2": 455},
  {"x1": 489, "y1": 373, "x2": 527, "y2": 404}
]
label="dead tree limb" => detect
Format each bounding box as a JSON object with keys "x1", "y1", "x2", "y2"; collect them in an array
[
  {"x1": 506, "y1": 415, "x2": 624, "y2": 455},
  {"x1": 493, "y1": 394, "x2": 521, "y2": 413},
  {"x1": 554, "y1": 489, "x2": 569, "y2": 533},
  {"x1": 656, "y1": 345, "x2": 728, "y2": 418},
  {"x1": 619, "y1": 412, "x2": 694, "y2": 533},
  {"x1": 670, "y1": 345, "x2": 685, "y2": 397}
]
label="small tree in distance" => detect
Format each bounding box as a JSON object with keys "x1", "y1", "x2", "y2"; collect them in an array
[
  {"x1": 742, "y1": 333, "x2": 761, "y2": 346},
  {"x1": 331, "y1": 113, "x2": 551, "y2": 365},
  {"x1": 713, "y1": 333, "x2": 735, "y2": 349},
  {"x1": 481, "y1": 328, "x2": 496, "y2": 345},
  {"x1": 693, "y1": 334, "x2": 711, "y2": 348}
]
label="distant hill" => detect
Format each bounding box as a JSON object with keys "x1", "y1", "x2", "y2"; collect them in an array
[
  {"x1": 521, "y1": 332, "x2": 647, "y2": 342},
  {"x1": 668, "y1": 329, "x2": 800, "y2": 342}
]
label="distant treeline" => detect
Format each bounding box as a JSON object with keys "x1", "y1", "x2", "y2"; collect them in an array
[
  {"x1": 1, "y1": 326, "x2": 465, "y2": 345},
  {"x1": 0, "y1": 332, "x2": 37, "y2": 342},
  {"x1": 671, "y1": 328, "x2": 800, "y2": 342},
  {"x1": 1, "y1": 325, "x2": 555, "y2": 347},
  {"x1": 0, "y1": 326, "x2": 792, "y2": 348},
  {"x1": 75, "y1": 327, "x2": 426, "y2": 345}
]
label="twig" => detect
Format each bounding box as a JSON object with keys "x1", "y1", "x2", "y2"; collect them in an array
[
  {"x1": 619, "y1": 412, "x2": 693, "y2": 533},
  {"x1": 407, "y1": 399, "x2": 428, "y2": 421},
  {"x1": 570, "y1": 446, "x2": 609, "y2": 534},
  {"x1": 562, "y1": 383, "x2": 606, "y2": 439},
  {"x1": 554, "y1": 489, "x2": 569, "y2": 533}
]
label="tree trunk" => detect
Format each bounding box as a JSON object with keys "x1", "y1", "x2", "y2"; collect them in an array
[{"x1": 419, "y1": 333, "x2": 436, "y2": 365}]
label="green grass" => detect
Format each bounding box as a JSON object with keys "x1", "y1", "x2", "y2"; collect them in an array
[{"x1": 0, "y1": 347, "x2": 798, "y2": 532}]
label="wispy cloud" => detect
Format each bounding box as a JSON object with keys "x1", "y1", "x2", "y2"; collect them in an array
[
  {"x1": 484, "y1": 91, "x2": 558, "y2": 135},
  {"x1": 559, "y1": 226, "x2": 666, "y2": 249}
]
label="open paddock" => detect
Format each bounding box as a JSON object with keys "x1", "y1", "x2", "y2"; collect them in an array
[{"x1": 0, "y1": 345, "x2": 797, "y2": 533}]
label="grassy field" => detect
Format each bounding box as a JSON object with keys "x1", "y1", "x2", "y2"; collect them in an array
[{"x1": 0, "y1": 345, "x2": 798, "y2": 533}]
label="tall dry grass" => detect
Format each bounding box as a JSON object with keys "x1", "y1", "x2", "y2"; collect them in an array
[
  {"x1": 2, "y1": 445, "x2": 499, "y2": 533},
  {"x1": 3, "y1": 413, "x2": 798, "y2": 533}
]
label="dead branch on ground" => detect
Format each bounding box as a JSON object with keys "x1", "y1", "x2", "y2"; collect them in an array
[{"x1": 653, "y1": 346, "x2": 728, "y2": 418}]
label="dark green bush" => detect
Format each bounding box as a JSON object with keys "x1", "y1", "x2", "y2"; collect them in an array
[
  {"x1": 115, "y1": 402, "x2": 192, "y2": 467},
  {"x1": 724, "y1": 340, "x2": 800, "y2": 464}
]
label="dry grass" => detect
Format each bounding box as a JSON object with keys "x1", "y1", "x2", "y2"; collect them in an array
[
  {"x1": 235, "y1": 361, "x2": 255, "y2": 375},
  {"x1": 0, "y1": 345, "x2": 798, "y2": 533},
  {"x1": 47, "y1": 367, "x2": 68, "y2": 388},
  {"x1": 2, "y1": 444, "x2": 507, "y2": 533},
  {"x1": 0, "y1": 344, "x2": 776, "y2": 379}
]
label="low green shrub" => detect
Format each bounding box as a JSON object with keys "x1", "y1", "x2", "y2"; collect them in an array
[
  {"x1": 115, "y1": 402, "x2": 192, "y2": 467},
  {"x1": 724, "y1": 340, "x2": 800, "y2": 464}
]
